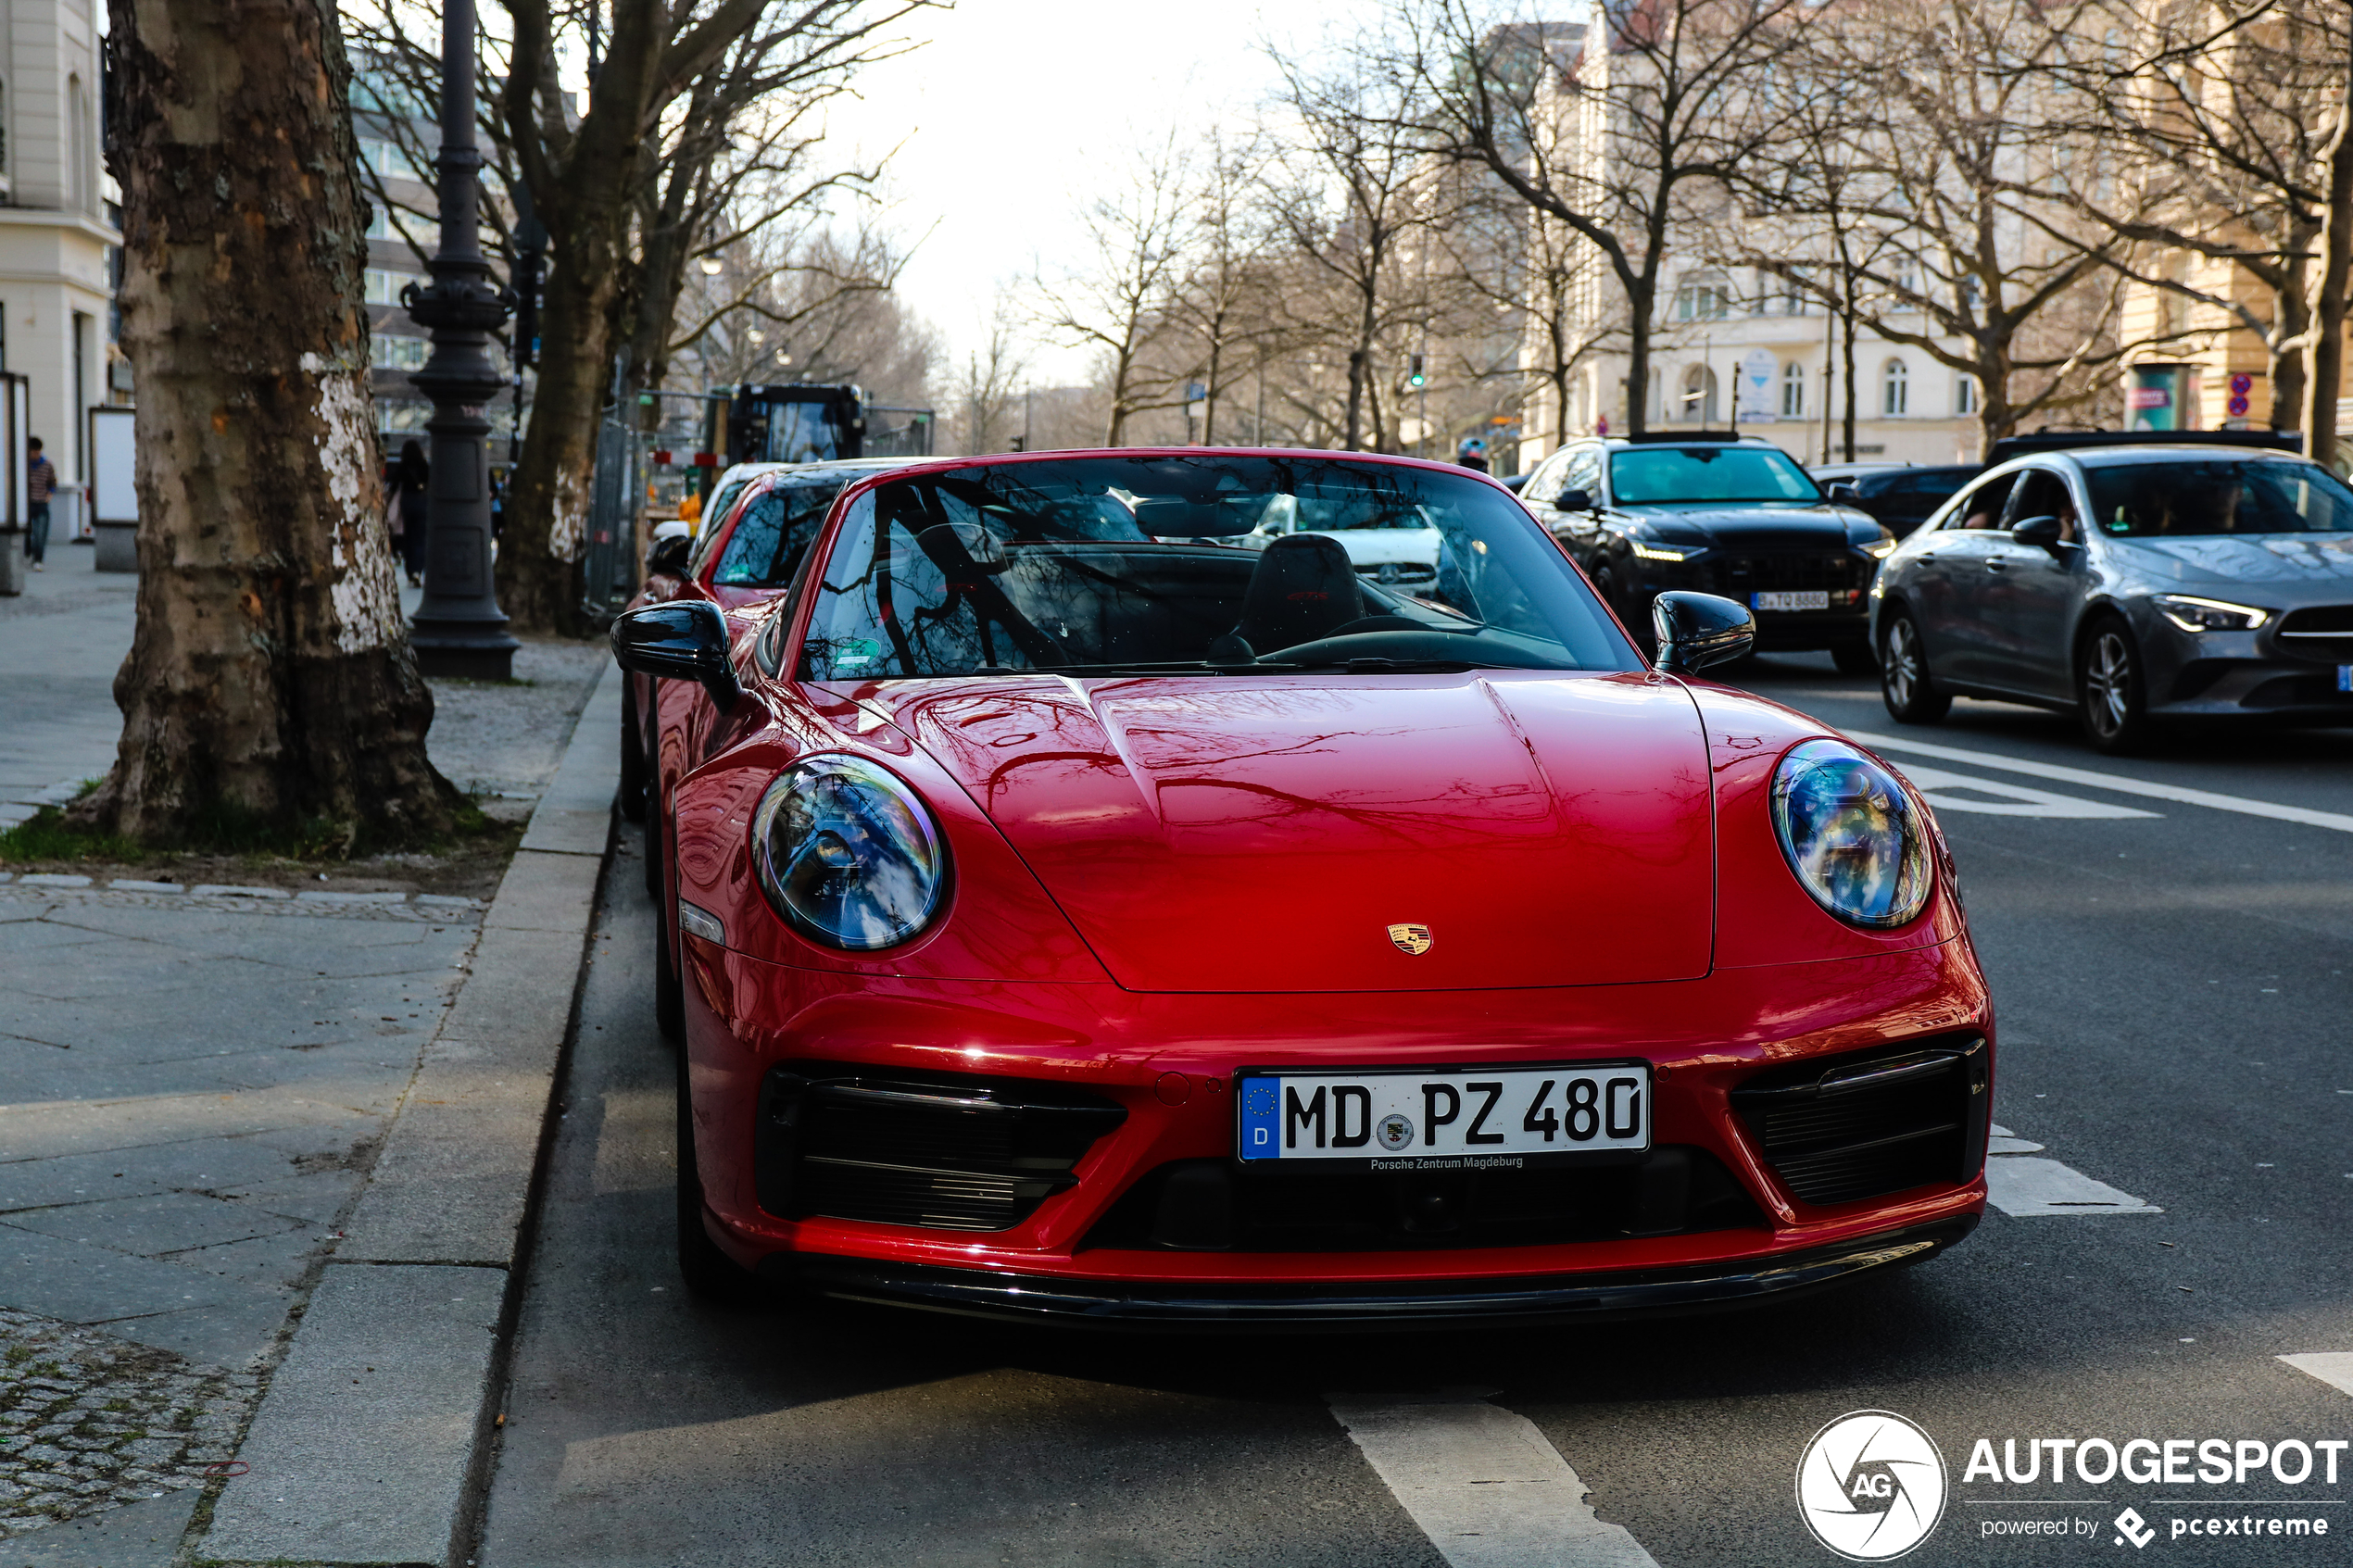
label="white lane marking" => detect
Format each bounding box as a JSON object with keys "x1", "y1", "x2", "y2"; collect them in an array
[
  {"x1": 2280, "y1": 1354, "x2": 2353, "y2": 1399},
  {"x1": 1891, "y1": 764, "x2": 2161, "y2": 819},
  {"x1": 1845, "y1": 729, "x2": 2353, "y2": 834},
  {"x1": 1986, "y1": 1156, "x2": 2161, "y2": 1216},
  {"x1": 1986, "y1": 1123, "x2": 2045, "y2": 1154},
  {"x1": 1327, "y1": 1392, "x2": 1660, "y2": 1568}
]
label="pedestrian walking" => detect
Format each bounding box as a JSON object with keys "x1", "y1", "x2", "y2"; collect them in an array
[
  {"x1": 25, "y1": 437, "x2": 55, "y2": 571},
  {"x1": 396, "y1": 439, "x2": 430, "y2": 586}
]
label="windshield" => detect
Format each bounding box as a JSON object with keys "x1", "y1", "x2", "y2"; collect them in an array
[
  {"x1": 798, "y1": 456, "x2": 1637, "y2": 679},
  {"x1": 1610, "y1": 445, "x2": 1821, "y2": 505},
  {"x1": 712, "y1": 474, "x2": 859, "y2": 587},
  {"x1": 2085, "y1": 459, "x2": 2353, "y2": 537}
]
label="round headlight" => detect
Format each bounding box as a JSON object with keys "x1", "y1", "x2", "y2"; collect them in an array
[
  {"x1": 1769, "y1": 739, "x2": 1931, "y2": 929},
  {"x1": 750, "y1": 755, "x2": 947, "y2": 950}
]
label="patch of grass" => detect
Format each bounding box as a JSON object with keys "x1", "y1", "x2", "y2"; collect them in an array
[
  {"x1": 0, "y1": 793, "x2": 510, "y2": 867},
  {"x1": 0, "y1": 808, "x2": 141, "y2": 864}
]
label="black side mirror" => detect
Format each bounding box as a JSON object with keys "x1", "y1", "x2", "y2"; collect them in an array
[
  {"x1": 610, "y1": 600, "x2": 742, "y2": 710},
  {"x1": 1554, "y1": 486, "x2": 1593, "y2": 513},
  {"x1": 2010, "y1": 514, "x2": 2065, "y2": 551},
  {"x1": 1825, "y1": 482, "x2": 1860, "y2": 505},
  {"x1": 646, "y1": 533, "x2": 692, "y2": 577},
  {"x1": 1651, "y1": 591, "x2": 1755, "y2": 676}
]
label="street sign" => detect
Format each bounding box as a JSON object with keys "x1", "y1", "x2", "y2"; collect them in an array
[
  {"x1": 2229, "y1": 373, "x2": 2253, "y2": 395},
  {"x1": 1736, "y1": 347, "x2": 1779, "y2": 422}
]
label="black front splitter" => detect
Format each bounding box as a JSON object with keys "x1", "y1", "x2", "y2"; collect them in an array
[{"x1": 759, "y1": 1216, "x2": 1977, "y2": 1331}]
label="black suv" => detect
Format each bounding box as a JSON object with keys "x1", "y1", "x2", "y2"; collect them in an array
[
  {"x1": 1520, "y1": 433, "x2": 1894, "y2": 671},
  {"x1": 1807, "y1": 463, "x2": 1980, "y2": 539}
]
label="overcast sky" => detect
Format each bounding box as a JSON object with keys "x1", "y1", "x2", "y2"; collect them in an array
[{"x1": 822, "y1": 0, "x2": 1363, "y2": 386}]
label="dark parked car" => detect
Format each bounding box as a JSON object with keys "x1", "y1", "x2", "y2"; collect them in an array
[
  {"x1": 1521, "y1": 434, "x2": 1894, "y2": 671},
  {"x1": 1808, "y1": 463, "x2": 1979, "y2": 539},
  {"x1": 1870, "y1": 445, "x2": 2353, "y2": 751}
]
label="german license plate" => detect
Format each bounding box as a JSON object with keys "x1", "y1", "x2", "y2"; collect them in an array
[
  {"x1": 1753, "y1": 590, "x2": 1828, "y2": 611},
  {"x1": 1236, "y1": 1064, "x2": 1650, "y2": 1169},
  {"x1": 2339, "y1": 664, "x2": 2352, "y2": 694}
]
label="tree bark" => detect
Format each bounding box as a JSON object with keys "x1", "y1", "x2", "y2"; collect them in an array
[
  {"x1": 90, "y1": 0, "x2": 457, "y2": 849},
  {"x1": 2302, "y1": 43, "x2": 2353, "y2": 463}
]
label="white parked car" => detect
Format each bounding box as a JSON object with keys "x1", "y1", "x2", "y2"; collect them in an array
[{"x1": 1243, "y1": 491, "x2": 1446, "y2": 591}]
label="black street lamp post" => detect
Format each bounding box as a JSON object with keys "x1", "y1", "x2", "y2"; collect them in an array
[{"x1": 405, "y1": 0, "x2": 520, "y2": 680}]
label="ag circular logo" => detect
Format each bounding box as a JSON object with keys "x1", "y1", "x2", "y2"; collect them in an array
[
  {"x1": 1795, "y1": 1410, "x2": 1946, "y2": 1562},
  {"x1": 1376, "y1": 1113, "x2": 1416, "y2": 1151}
]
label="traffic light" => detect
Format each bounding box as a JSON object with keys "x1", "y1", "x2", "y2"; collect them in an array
[{"x1": 1408, "y1": 354, "x2": 1427, "y2": 388}]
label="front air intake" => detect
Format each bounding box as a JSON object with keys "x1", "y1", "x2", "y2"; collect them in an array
[
  {"x1": 1730, "y1": 1035, "x2": 1988, "y2": 1207},
  {"x1": 754, "y1": 1063, "x2": 1125, "y2": 1232}
]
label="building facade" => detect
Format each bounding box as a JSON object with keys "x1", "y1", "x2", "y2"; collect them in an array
[{"x1": 0, "y1": 0, "x2": 120, "y2": 535}]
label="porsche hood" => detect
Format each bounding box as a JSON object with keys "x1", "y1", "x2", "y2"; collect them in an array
[{"x1": 869, "y1": 673, "x2": 1716, "y2": 993}]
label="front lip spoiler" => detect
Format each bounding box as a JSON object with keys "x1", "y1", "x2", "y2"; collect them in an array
[{"x1": 761, "y1": 1217, "x2": 1977, "y2": 1330}]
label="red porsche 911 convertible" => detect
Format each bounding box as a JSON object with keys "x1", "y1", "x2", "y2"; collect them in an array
[{"x1": 612, "y1": 448, "x2": 1992, "y2": 1326}]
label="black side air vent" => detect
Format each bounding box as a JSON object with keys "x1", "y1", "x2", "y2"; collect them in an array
[
  {"x1": 754, "y1": 1063, "x2": 1126, "y2": 1233},
  {"x1": 1730, "y1": 1035, "x2": 1989, "y2": 1207}
]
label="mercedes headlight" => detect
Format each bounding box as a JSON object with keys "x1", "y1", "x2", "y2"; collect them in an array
[
  {"x1": 750, "y1": 755, "x2": 947, "y2": 950},
  {"x1": 2153, "y1": 594, "x2": 2269, "y2": 633},
  {"x1": 1770, "y1": 739, "x2": 1931, "y2": 929}
]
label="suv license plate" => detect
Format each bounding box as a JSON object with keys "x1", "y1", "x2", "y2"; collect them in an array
[
  {"x1": 1753, "y1": 590, "x2": 1829, "y2": 611},
  {"x1": 2339, "y1": 665, "x2": 2352, "y2": 694},
  {"x1": 1236, "y1": 1064, "x2": 1650, "y2": 1169}
]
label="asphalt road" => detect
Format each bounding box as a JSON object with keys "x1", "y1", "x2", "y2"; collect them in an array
[{"x1": 478, "y1": 661, "x2": 2353, "y2": 1568}]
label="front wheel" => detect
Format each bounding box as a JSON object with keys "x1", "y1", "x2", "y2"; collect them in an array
[
  {"x1": 1595, "y1": 567, "x2": 1654, "y2": 659},
  {"x1": 2079, "y1": 616, "x2": 2153, "y2": 754},
  {"x1": 675, "y1": 1047, "x2": 757, "y2": 1300},
  {"x1": 648, "y1": 814, "x2": 684, "y2": 1044},
  {"x1": 1879, "y1": 609, "x2": 1951, "y2": 723},
  {"x1": 618, "y1": 683, "x2": 648, "y2": 823},
  {"x1": 1831, "y1": 641, "x2": 1880, "y2": 677}
]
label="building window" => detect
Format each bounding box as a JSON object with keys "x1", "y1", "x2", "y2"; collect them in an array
[
  {"x1": 1780, "y1": 361, "x2": 1806, "y2": 419},
  {"x1": 1891, "y1": 257, "x2": 1919, "y2": 307},
  {"x1": 69, "y1": 77, "x2": 88, "y2": 211},
  {"x1": 1680, "y1": 365, "x2": 1719, "y2": 424},
  {"x1": 1674, "y1": 275, "x2": 1731, "y2": 321},
  {"x1": 1882, "y1": 359, "x2": 1909, "y2": 417},
  {"x1": 1955, "y1": 376, "x2": 1978, "y2": 415},
  {"x1": 365, "y1": 269, "x2": 403, "y2": 304},
  {"x1": 371, "y1": 332, "x2": 429, "y2": 370}
]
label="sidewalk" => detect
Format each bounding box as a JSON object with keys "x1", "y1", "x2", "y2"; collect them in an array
[
  {"x1": 0, "y1": 548, "x2": 137, "y2": 826},
  {"x1": 0, "y1": 568, "x2": 616, "y2": 1566}
]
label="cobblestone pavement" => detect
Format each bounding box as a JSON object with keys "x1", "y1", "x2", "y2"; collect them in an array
[{"x1": 0, "y1": 1306, "x2": 259, "y2": 1539}]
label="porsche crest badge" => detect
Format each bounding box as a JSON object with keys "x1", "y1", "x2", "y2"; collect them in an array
[{"x1": 1386, "y1": 922, "x2": 1434, "y2": 956}]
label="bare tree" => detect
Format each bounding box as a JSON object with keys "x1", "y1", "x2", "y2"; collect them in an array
[
  {"x1": 1740, "y1": 0, "x2": 2138, "y2": 450},
  {"x1": 490, "y1": 0, "x2": 925, "y2": 632},
  {"x1": 2033, "y1": 0, "x2": 2347, "y2": 437},
  {"x1": 1161, "y1": 132, "x2": 1285, "y2": 445},
  {"x1": 945, "y1": 307, "x2": 1030, "y2": 455},
  {"x1": 1031, "y1": 137, "x2": 1192, "y2": 445},
  {"x1": 1266, "y1": 44, "x2": 1441, "y2": 451},
  {"x1": 1399, "y1": 0, "x2": 1812, "y2": 436},
  {"x1": 91, "y1": 0, "x2": 455, "y2": 847}
]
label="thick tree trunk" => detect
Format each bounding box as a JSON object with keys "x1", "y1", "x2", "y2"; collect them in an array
[
  {"x1": 497, "y1": 170, "x2": 630, "y2": 635},
  {"x1": 499, "y1": 0, "x2": 665, "y2": 635},
  {"x1": 90, "y1": 0, "x2": 456, "y2": 848},
  {"x1": 1841, "y1": 302, "x2": 1860, "y2": 461},
  {"x1": 2302, "y1": 47, "x2": 2353, "y2": 464}
]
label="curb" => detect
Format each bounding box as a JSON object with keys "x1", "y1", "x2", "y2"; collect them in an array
[{"x1": 192, "y1": 661, "x2": 623, "y2": 1568}]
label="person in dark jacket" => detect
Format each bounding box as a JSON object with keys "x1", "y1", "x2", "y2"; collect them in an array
[{"x1": 396, "y1": 440, "x2": 430, "y2": 586}]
